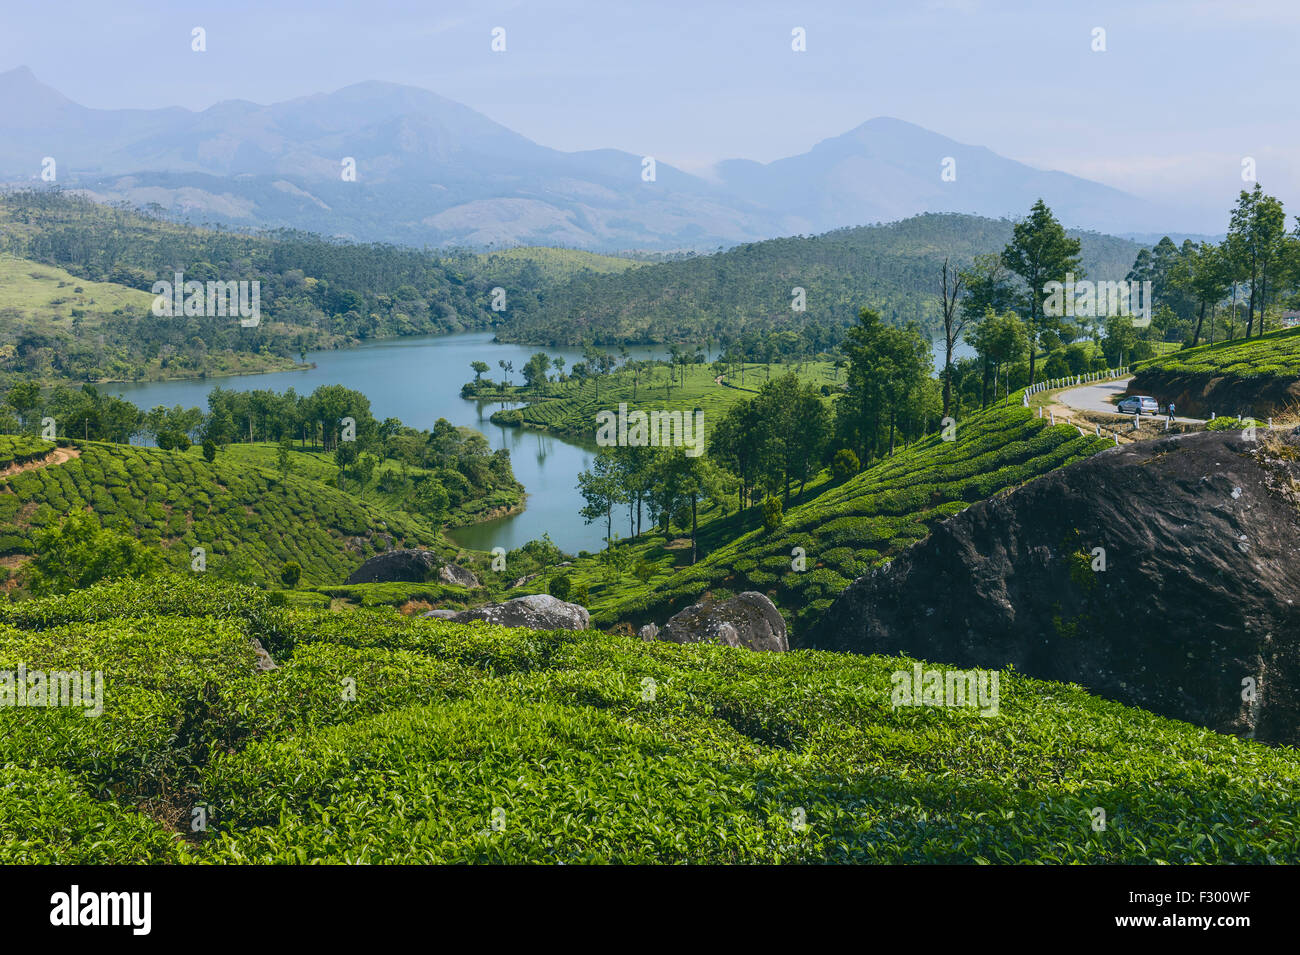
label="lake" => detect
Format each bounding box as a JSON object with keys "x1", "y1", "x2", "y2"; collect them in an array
[
  {"x1": 106, "y1": 332, "x2": 969, "y2": 554},
  {"x1": 107, "y1": 332, "x2": 689, "y2": 554}
]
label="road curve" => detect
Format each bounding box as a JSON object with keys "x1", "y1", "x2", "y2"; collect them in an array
[{"x1": 1056, "y1": 377, "x2": 1205, "y2": 424}]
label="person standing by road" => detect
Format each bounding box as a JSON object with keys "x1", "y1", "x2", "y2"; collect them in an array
[{"x1": 1167, "y1": 401, "x2": 1176, "y2": 424}]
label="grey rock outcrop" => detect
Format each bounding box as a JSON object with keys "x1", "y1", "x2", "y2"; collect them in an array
[
  {"x1": 659, "y1": 592, "x2": 788, "y2": 652},
  {"x1": 346, "y1": 549, "x2": 478, "y2": 588},
  {"x1": 439, "y1": 562, "x2": 480, "y2": 588},
  {"x1": 251, "y1": 638, "x2": 278, "y2": 672},
  {"x1": 806, "y1": 428, "x2": 1300, "y2": 745},
  {"x1": 422, "y1": 593, "x2": 589, "y2": 631}
]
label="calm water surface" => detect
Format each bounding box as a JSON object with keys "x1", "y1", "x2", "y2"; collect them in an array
[{"x1": 109, "y1": 333, "x2": 678, "y2": 553}]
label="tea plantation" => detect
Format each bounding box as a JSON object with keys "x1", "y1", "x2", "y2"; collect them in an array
[
  {"x1": 0, "y1": 436, "x2": 448, "y2": 586},
  {"x1": 587, "y1": 397, "x2": 1109, "y2": 635},
  {"x1": 484, "y1": 361, "x2": 839, "y2": 440},
  {"x1": 1, "y1": 575, "x2": 1296, "y2": 864},
  {"x1": 0, "y1": 435, "x2": 54, "y2": 471},
  {"x1": 1134, "y1": 325, "x2": 1300, "y2": 379}
]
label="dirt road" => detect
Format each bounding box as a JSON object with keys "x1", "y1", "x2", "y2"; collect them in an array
[{"x1": 0, "y1": 445, "x2": 81, "y2": 481}]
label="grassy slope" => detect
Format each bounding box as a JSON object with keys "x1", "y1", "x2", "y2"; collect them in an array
[
  {"x1": 0, "y1": 435, "x2": 448, "y2": 586},
  {"x1": 0, "y1": 252, "x2": 152, "y2": 320},
  {"x1": 578, "y1": 397, "x2": 1108, "y2": 635},
  {"x1": 1, "y1": 575, "x2": 1296, "y2": 864},
  {"x1": 487, "y1": 360, "x2": 841, "y2": 440}
]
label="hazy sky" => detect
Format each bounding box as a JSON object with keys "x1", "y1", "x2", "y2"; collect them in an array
[{"x1": 3, "y1": 0, "x2": 1295, "y2": 229}]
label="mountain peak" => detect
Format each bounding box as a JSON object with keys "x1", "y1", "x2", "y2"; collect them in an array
[{"x1": 0, "y1": 65, "x2": 79, "y2": 118}]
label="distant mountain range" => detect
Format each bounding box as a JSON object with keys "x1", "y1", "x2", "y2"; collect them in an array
[{"x1": 0, "y1": 66, "x2": 1185, "y2": 251}]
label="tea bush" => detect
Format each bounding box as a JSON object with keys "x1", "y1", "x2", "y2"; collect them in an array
[
  {"x1": 0, "y1": 441, "x2": 448, "y2": 586},
  {"x1": 1135, "y1": 326, "x2": 1300, "y2": 379},
  {"x1": 2, "y1": 576, "x2": 1297, "y2": 864}
]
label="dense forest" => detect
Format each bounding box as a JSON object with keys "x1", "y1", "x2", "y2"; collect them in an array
[{"x1": 492, "y1": 213, "x2": 1143, "y2": 349}]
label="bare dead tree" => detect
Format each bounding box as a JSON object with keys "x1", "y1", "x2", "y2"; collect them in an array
[{"x1": 939, "y1": 257, "x2": 968, "y2": 419}]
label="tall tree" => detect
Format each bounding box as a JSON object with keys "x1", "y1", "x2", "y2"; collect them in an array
[
  {"x1": 1226, "y1": 184, "x2": 1286, "y2": 338},
  {"x1": 960, "y1": 254, "x2": 1016, "y2": 408},
  {"x1": 1170, "y1": 243, "x2": 1230, "y2": 347},
  {"x1": 972, "y1": 310, "x2": 1028, "y2": 404},
  {"x1": 4, "y1": 382, "x2": 40, "y2": 430},
  {"x1": 1001, "y1": 199, "x2": 1082, "y2": 386},
  {"x1": 577, "y1": 449, "x2": 619, "y2": 548},
  {"x1": 652, "y1": 450, "x2": 730, "y2": 564}
]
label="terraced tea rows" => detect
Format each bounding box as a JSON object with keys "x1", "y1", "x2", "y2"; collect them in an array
[
  {"x1": 1135, "y1": 326, "x2": 1300, "y2": 379},
  {"x1": 589, "y1": 398, "x2": 1109, "y2": 635},
  {"x1": 487, "y1": 362, "x2": 838, "y2": 440},
  {"x1": 0, "y1": 435, "x2": 54, "y2": 471},
  {"x1": 2, "y1": 576, "x2": 1296, "y2": 864},
  {"x1": 0, "y1": 439, "x2": 446, "y2": 585}
]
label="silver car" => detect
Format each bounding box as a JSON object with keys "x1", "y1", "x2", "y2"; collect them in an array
[{"x1": 1116, "y1": 395, "x2": 1159, "y2": 416}]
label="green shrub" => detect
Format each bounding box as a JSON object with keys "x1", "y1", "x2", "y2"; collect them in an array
[
  {"x1": 762, "y1": 496, "x2": 783, "y2": 532},
  {"x1": 25, "y1": 513, "x2": 163, "y2": 595},
  {"x1": 280, "y1": 562, "x2": 302, "y2": 588},
  {"x1": 830, "y1": 448, "x2": 860, "y2": 482},
  {"x1": 3, "y1": 576, "x2": 1294, "y2": 864},
  {"x1": 548, "y1": 573, "x2": 573, "y2": 601}
]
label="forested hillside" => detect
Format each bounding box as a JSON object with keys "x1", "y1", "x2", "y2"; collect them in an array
[
  {"x1": 494, "y1": 213, "x2": 1143, "y2": 347},
  {"x1": 0, "y1": 190, "x2": 501, "y2": 384}
]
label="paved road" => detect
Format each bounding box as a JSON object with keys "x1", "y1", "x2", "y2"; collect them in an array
[{"x1": 1056, "y1": 377, "x2": 1205, "y2": 424}]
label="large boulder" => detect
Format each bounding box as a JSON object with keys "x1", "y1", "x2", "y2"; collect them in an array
[
  {"x1": 346, "y1": 549, "x2": 437, "y2": 584},
  {"x1": 346, "y1": 549, "x2": 478, "y2": 588},
  {"x1": 659, "y1": 592, "x2": 788, "y2": 652},
  {"x1": 806, "y1": 428, "x2": 1300, "y2": 745},
  {"x1": 422, "y1": 593, "x2": 589, "y2": 631},
  {"x1": 439, "y1": 562, "x2": 480, "y2": 588}
]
